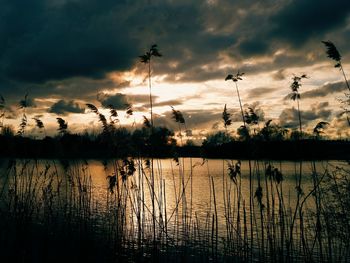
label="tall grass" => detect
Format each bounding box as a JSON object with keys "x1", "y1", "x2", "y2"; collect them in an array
[
  {"x1": 289, "y1": 74, "x2": 308, "y2": 136},
  {"x1": 0, "y1": 157, "x2": 348, "y2": 262}
]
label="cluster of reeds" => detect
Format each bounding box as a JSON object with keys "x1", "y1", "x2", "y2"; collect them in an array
[{"x1": 0, "y1": 157, "x2": 349, "y2": 262}]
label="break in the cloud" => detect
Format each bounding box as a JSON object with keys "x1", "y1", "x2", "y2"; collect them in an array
[{"x1": 49, "y1": 100, "x2": 85, "y2": 115}]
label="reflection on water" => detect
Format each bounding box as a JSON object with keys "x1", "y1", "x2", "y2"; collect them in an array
[
  {"x1": 0, "y1": 158, "x2": 348, "y2": 262},
  {"x1": 86, "y1": 158, "x2": 336, "y2": 212}
]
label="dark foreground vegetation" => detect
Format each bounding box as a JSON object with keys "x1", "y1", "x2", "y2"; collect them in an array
[{"x1": 0, "y1": 158, "x2": 350, "y2": 263}]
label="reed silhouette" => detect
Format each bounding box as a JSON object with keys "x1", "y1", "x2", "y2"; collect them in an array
[
  {"x1": 139, "y1": 44, "x2": 162, "y2": 127},
  {"x1": 313, "y1": 121, "x2": 329, "y2": 139},
  {"x1": 222, "y1": 104, "x2": 232, "y2": 135},
  {"x1": 289, "y1": 74, "x2": 308, "y2": 137},
  {"x1": 17, "y1": 94, "x2": 29, "y2": 136},
  {"x1": 225, "y1": 72, "x2": 246, "y2": 127},
  {"x1": 56, "y1": 117, "x2": 68, "y2": 135},
  {"x1": 322, "y1": 41, "x2": 350, "y2": 92},
  {"x1": 322, "y1": 41, "x2": 350, "y2": 126}
]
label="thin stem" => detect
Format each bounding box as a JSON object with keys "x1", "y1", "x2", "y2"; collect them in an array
[
  {"x1": 235, "y1": 82, "x2": 246, "y2": 127},
  {"x1": 339, "y1": 64, "x2": 350, "y2": 126},
  {"x1": 297, "y1": 98, "x2": 302, "y2": 135},
  {"x1": 340, "y1": 64, "x2": 350, "y2": 92},
  {"x1": 148, "y1": 59, "x2": 154, "y2": 127}
]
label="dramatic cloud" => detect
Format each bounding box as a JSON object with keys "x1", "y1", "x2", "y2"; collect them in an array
[
  {"x1": 2, "y1": 0, "x2": 349, "y2": 91},
  {"x1": 153, "y1": 99, "x2": 183, "y2": 107},
  {"x1": 279, "y1": 102, "x2": 332, "y2": 128},
  {"x1": 246, "y1": 87, "x2": 276, "y2": 99},
  {"x1": 301, "y1": 81, "x2": 347, "y2": 98},
  {"x1": 272, "y1": 69, "x2": 286, "y2": 81},
  {"x1": 98, "y1": 93, "x2": 151, "y2": 109},
  {"x1": 0, "y1": 0, "x2": 137, "y2": 83},
  {"x1": 49, "y1": 100, "x2": 85, "y2": 115},
  {"x1": 269, "y1": 0, "x2": 350, "y2": 46},
  {"x1": 98, "y1": 93, "x2": 130, "y2": 109}
]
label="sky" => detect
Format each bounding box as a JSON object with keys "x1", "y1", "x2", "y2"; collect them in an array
[{"x1": 1, "y1": 0, "x2": 350, "y2": 141}]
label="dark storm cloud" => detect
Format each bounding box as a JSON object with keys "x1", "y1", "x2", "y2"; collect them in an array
[
  {"x1": 301, "y1": 81, "x2": 346, "y2": 98},
  {"x1": 98, "y1": 93, "x2": 151, "y2": 109},
  {"x1": 0, "y1": 0, "x2": 236, "y2": 86},
  {"x1": 0, "y1": 0, "x2": 236, "y2": 99},
  {"x1": 0, "y1": 0, "x2": 137, "y2": 83},
  {"x1": 238, "y1": 39, "x2": 269, "y2": 57},
  {"x1": 98, "y1": 93, "x2": 129, "y2": 109},
  {"x1": 1, "y1": 0, "x2": 350, "y2": 103},
  {"x1": 49, "y1": 100, "x2": 85, "y2": 115},
  {"x1": 269, "y1": 0, "x2": 350, "y2": 45}
]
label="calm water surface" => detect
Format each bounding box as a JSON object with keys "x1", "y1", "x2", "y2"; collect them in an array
[{"x1": 0, "y1": 158, "x2": 347, "y2": 242}]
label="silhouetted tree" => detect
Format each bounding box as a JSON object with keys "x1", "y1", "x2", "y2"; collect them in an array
[
  {"x1": 150, "y1": 126, "x2": 175, "y2": 148},
  {"x1": 237, "y1": 125, "x2": 250, "y2": 141},
  {"x1": 203, "y1": 131, "x2": 233, "y2": 146},
  {"x1": 258, "y1": 120, "x2": 287, "y2": 141}
]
